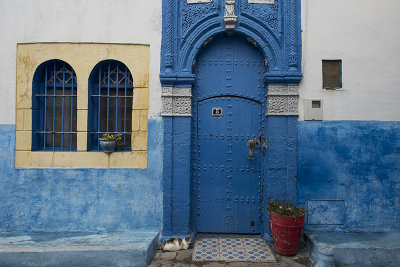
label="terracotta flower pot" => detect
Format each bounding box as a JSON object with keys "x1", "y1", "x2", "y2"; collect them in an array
[{"x1": 269, "y1": 212, "x2": 305, "y2": 256}]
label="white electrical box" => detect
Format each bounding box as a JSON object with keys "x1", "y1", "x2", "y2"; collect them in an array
[{"x1": 304, "y1": 99, "x2": 323, "y2": 121}]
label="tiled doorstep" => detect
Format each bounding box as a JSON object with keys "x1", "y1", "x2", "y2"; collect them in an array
[{"x1": 192, "y1": 237, "x2": 275, "y2": 262}]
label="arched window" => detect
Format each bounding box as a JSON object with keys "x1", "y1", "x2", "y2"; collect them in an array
[
  {"x1": 32, "y1": 60, "x2": 77, "y2": 151},
  {"x1": 88, "y1": 60, "x2": 133, "y2": 151}
]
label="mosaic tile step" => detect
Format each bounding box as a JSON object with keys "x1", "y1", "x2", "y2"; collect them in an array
[{"x1": 192, "y1": 237, "x2": 276, "y2": 262}]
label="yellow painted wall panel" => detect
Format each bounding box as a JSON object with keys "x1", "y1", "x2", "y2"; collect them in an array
[
  {"x1": 77, "y1": 132, "x2": 87, "y2": 152},
  {"x1": 16, "y1": 110, "x2": 24, "y2": 131},
  {"x1": 16, "y1": 47, "x2": 35, "y2": 109},
  {"x1": 132, "y1": 88, "x2": 149, "y2": 110},
  {"x1": 139, "y1": 110, "x2": 149, "y2": 131},
  {"x1": 77, "y1": 81, "x2": 89, "y2": 110},
  {"x1": 15, "y1": 151, "x2": 146, "y2": 169},
  {"x1": 15, "y1": 151, "x2": 53, "y2": 168},
  {"x1": 23, "y1": 109, "x2": 32, "y2": 131},
  {"x1": 15, "y1": 131, "x2": 31, "y2": 151},
  {"x1": 132, "y1": 131, "x2": 148, "y2": 151},
  {"x1": 77, "y1": 109, "x2": 88, "y2": 132},
  {"x1": 128, "y1": 46, "x2": 150, "y2": 88},
  {"x1": 132, "y1": 110, "x2": 140, "y2": 132},
  {"x1": 109, "y1": 151, "x2": 147, "y2": 168},
  {"x1": 15, "y1": 108, "x2": 32, "y2": 131},
  {"x1": 52, "y1": 152, "x2": 108, "y2": 168}
]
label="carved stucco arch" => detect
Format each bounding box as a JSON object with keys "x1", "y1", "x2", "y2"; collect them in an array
[
  {"x1": 178, "y1": 18, "x2": 282, "y2": 74},
  {"x1": 161, "y1": 0, "x2": 301, "y2": 116}
]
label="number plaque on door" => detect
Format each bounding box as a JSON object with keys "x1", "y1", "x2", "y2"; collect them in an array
[{"x1": 212, "y1": 107, "x2": 223, "y2": 116}]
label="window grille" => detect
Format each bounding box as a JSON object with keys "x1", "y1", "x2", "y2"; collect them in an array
[
  {"x1": 32, "y1": 60, "x2": 77, "y2": 151},
  {"x1": 88, "y1": 60, "x2": 133, "y2": 151}
]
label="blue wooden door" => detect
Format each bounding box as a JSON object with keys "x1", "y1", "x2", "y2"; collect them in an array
[
  {"x1": 196, "y1": 97, "x2": 262, "y2": 233},
  {"x1": 193, "y1": 34, "x2": 265, "y2": 234}
]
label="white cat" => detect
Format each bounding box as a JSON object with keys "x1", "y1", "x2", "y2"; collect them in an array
[{"x1": 161, "y1": 236, "x2": 191, "y2": 252}]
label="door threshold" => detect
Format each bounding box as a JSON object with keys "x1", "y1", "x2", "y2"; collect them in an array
[{"x1": 196, "y1": 233, "x2": 261, "y2": 238}]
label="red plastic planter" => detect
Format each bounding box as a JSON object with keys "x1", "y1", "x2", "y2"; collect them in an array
[{"x1": 269, "y1": 212, "x2": 305, "y2": 256}]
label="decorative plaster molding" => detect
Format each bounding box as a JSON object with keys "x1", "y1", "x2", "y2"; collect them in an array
[
  {"x1": 162, "y1": 87, "x2": 192, "y2": 116},
  {"x1": 248, "y1": 0, "x2": 274, "y2": 3},
  {"x1": 160, "y1": 0, "x2": 303, "y2": 84},
  {"x1": 187, "y1": 0, "x2": 212, "y2": 3},
  {"x1": 288, "y1": 0, "x2": 298, "y2": 69},
  {"x1": 246, "y1": 37, "x2": 258, "y2": 48},
  {"x1": 203, "y1": 37, "x2": 214, "y2": 48},
  {"x1": 224, "y1": 0, "x2": 237, "y2": 30},
  {"x1": 164, "y1": 0, "x2": 174, "y2": 69},
  {"x1": 266, "y1": 85, "x2": 298, "y2": 116}
]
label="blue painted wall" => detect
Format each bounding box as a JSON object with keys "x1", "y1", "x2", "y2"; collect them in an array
[
  {"x1": 262, "y1": 116, "x2": 298, "y2": 241},
  {"x1": 0, "y1": 120, "x2": 163, "y2": 232},
  {"x1": 162, "y1": 117, "x2": 191, "y2": 237},
  {"x1": 298, "y1": 121, "x2": 400, "y2": 232}
]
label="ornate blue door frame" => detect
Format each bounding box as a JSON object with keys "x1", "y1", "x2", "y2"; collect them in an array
[{"x1": 160, "y1": 0, "x2": 302, "y2": 241}]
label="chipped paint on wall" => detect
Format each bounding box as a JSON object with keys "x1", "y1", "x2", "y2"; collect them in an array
[
  {"x1": 298, "y1": 121, "x2": 400, "y2": 231},
  {"x1": 0, "y1": 119, "x2": 163, "y2": 232}
]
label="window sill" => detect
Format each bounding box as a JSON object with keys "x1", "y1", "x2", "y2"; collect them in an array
[
  {"x1": 15, "y1": 151, "x2": 147, "y2": 169},
  {"x1": 323, "y1": 87, "x2": 343, "y2": 90}
]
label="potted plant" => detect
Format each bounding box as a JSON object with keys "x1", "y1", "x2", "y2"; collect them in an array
[
  {"x1": 99, "y1": 133, "x2": 122, "y2": 153},
  {"x1": 267, "y1": 197, "x2": 306, "y2": 256}
]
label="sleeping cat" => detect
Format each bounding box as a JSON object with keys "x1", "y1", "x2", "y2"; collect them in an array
[{"x1": 161, "y1": 236, "x2": 191, "y2": 252}]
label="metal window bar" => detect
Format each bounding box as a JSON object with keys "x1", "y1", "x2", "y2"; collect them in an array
[
  {"x1": 43, "y1": 65, "x2": 48, "y2": 150},
  {"x1": 91, "y1": 61, "x2": 133, "y2": 151},
  {"x1": 70, "y1": 69, "x2": 74, "y2": 151},
  {"x1": 36, "y1": 94, "x2": 77, "y2": 97},
  {"x1": 92, "y1": 84, "x2": 133, "y2": 89},
  {"x1": 37, "y1": 131, "x2": 77, "y2": 134},
  {"x1": 91, "y1": 132, "x2": 132, "y2": 134},
  {"x1": 61, "y1": 63, "x2": 65, "y2": 151},
  {"x1": 52, "y1": 62, "x2": 56, "y2": 150},
  {"x1": 97, "y1": 65, "x2": 101, "y2": 151},
  {"x1": 107, "y1": 63, "x2": 110, "y2": 133},
  {"x1": 35, "y1": 61, "x2": 77, "y2": 151},
  {"x1": 124, "y1": 66, "x2": 127, "y2": 148},
  {"x1": 91, "y1": 95, "x2": 131, "y2": 98},
  {"x1": 115, "y1": 64, "x2": 119, "y2": 135},
  {"x1": 44, "y1": 83, "x2": 76, "y2": 88}
]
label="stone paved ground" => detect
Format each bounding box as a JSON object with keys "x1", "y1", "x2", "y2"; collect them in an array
[{"x1": 149, "y1": 242, "x2": 310, "y2": 267}]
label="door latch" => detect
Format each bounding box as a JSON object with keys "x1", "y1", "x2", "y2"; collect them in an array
[{"x1": 262, "y1": 138, "x2": 268, "y2": 156}]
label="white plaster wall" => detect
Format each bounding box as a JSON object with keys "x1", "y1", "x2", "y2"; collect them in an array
[
  {"x1": 300, "y1": 0, "x2": 400, "y2": 121},
  {"x1": 0, "y1": 0, "x2": 162, "y2": 124}
]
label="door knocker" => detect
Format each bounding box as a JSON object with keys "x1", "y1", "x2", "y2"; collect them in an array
[
  {"x1": 247, "y1": 138, "x2": 256, "y2": 159},
  {"x1": 247, "y1": 133, "x2": 267, "y2": 159}
]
